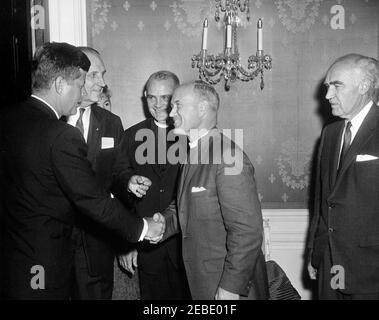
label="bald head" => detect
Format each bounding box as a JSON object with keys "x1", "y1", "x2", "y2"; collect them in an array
[
  {"x1": 170, "y1": 81, "x2": 219, "y2": 136},
  {"x1": 78, "y1": 46, "x2": 106, "y2": 107}
]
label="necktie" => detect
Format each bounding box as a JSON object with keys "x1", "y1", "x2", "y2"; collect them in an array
[
  {"x1": 339, "y1": 121, "x2": 352, "y2": 169},
  {"x1": 75, "y1": 108, "x2": 85, "y2": 137}
]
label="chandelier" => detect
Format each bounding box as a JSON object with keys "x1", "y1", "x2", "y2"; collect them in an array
[{"x1": 191, "y1": 0, "x2": 272, "y2": 91}]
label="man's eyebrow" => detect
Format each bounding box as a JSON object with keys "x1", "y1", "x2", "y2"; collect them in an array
[{"x1": 327, "y1": 80, "x2": 344, "y2": 86}]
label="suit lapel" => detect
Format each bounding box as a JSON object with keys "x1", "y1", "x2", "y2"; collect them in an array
[
  {"x1": 87, "y1": 105, "x2": 103, "y2": 163},
  {"x1": 177, "y1": 130, "x2": 217, "y2": 231},
  {"x1": 331, "y1": 103, "x2": 379, "y2": 194}
]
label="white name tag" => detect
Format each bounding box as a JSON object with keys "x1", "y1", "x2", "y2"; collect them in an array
[{"x1": 101, "y1": 137, "x2": 114, "y2": 149}]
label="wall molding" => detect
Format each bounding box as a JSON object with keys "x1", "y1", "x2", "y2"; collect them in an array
[
  {"x1": 48, "y1": 0, "x2": 87, "y2": 46},
  {"x1": 262, "y1": 209, "x2": 309, "y2": 260}
]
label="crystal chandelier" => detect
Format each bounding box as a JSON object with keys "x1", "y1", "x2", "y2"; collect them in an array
[{"x1": 191, "y1": 0, "x2": 272, "y2": 91}]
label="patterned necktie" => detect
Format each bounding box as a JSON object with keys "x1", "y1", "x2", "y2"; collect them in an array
[
  {"x1": 75, "y1": 108, "x2": 85, "y2": 137},
  {"x1": 339, "y1": 121, "x2": 352, "y2": 169}
]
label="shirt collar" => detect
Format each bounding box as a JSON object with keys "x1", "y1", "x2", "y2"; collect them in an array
[
  {"x1": 349, "y1": 100, "x2": 373, "y2": 131},
  {"x1": 188, "y1": 129, "x2": 210, "y2": 149},
  {"x1": 154, "y1": 120, "x2": 168, "y2": 129},
  {"x1": 31, "y1": 94, "x2": 60, "y2": 119}
]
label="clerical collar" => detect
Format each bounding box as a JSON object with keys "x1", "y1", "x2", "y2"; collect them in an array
[
  {"x1": 154, "y1": 120, "x2": 168, "y2": 128},
  {"x1": 188, "y1": 129, "x2": 210, "y2": 149},
  {"x1": 31, "y1": 94, "x2": 60, "y2": 119}
]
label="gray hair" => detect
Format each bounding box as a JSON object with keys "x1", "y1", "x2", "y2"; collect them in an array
[
  {"x1": 332, "y1": 53, "x2": 379, "y2": 98},
  {"x1": 193, "y1": 80, "x2": 220, "y2": 111}
]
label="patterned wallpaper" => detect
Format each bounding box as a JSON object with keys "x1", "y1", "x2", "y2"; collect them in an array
[{"x1": 87, "y1": 0, "x2": 379, "y2": 208}]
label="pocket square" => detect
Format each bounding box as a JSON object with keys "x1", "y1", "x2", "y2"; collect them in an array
[
  {"x1": 356, "y1": 154, "x2": 379, "y2": 162},
  {"x1": 101, "y1": 137, "x2": 114, "y2": 149},
  {"x1": 191, "y1": 186, "x2": 206, "y2": 193}
]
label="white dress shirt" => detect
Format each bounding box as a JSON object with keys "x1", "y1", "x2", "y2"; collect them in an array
[
  {"x1": 338, "y1": 101, "x2": 374, "y2": 162},
  {"x1": 67, "y1": 106, "x2": 92, "y2": 142}
]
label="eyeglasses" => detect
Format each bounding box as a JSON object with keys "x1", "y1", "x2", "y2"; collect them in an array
[{"x1": 146, "y1": 94, "x2": 172, "y2": 104}]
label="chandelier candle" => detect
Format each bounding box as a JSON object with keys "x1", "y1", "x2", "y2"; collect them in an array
[
  {"x1": 202, "y1": 18, "x2": 208, "y2": 51},
  {"x1": 257, "y1": 18, "x2": 263, "y2": 52},
  {"x1": 226, "y1": 15, "x2": 232, "y2": 49}
]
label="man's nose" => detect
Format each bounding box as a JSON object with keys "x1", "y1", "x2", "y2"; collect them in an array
[
  {"x1": 156, "y1": 97, "x2": 167, "y2": 108},
  {"x1": 98, "y1": 75, "x2": 106, "y2": 88},
  {"x1": 325, "y1": 86, "x2": 334, "y2": 100},
  {"x1": 169, "y1": 106, "x2": 176, "y2": 117}
]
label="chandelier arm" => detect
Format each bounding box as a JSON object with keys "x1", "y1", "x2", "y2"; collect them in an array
[{"x1": 236, "y1": 64, "x2": 261, "y2": 80}]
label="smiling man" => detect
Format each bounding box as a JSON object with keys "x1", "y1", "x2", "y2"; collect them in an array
[
  {"x1": 166, "y1": 80, "x2": 268, "y2": 300},
  {"x1": 66, "y1": 47, "x2": 129, "y2": 300},
  {"x1": 308, "y1": 53, "x2": 379, "y2": 299},
  {"x1": 116, "y1": 71, "x2": 190, "y2": 300},
  {"x1": 0, "y1": 42, "x2": 163, "y2": 299}
]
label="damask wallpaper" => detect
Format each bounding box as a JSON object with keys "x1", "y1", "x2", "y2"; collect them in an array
[{"x1": 87, "y1": 0, "x2": 379, "y2": 208}]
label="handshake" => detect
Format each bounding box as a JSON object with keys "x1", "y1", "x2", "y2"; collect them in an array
[
  {"x1": 128, "y1": 175, "x2": 166, "y2": 244},
  {"x1": 144, "y1": 212, "x2": 165, "y2": 244}
]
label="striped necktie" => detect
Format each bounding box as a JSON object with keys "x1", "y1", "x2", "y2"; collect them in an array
[{"x1": 338, "y1": 121, "x2": 352, "y2": 169}]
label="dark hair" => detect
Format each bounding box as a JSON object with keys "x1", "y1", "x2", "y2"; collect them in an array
[
  {"x1": 193, "y1": 80, "x2": 220, "y2": 111},
  {"x1": 146, "y1": 70, "x2": 180, "y2": 90},
  {"x1": 31, "y1": 42, "x2": 91, "y2": 92},
  {"x1": 78, "y1": 46, "x2": 101, "y2": 57}
]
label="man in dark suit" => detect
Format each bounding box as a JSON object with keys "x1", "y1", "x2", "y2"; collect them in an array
[
  {"x1": 308, "y1": 53, "x2": 379, "y2": 299},
  {"x1": 166, "y1": 80, "x2": 268, "y2": 300},
  {"x1": 66, "y1": 47, "x2": 125, "y2": 300},
  {"x1": 116, "y1": 71, "x2": 190, "y2": 300},
  {"x1": 0, "y1": 42, "x2": 165, "y2": 299}
]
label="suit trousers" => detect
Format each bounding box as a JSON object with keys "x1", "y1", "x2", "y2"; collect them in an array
[
  {"x1": 139, "y1": 255, "x2": 190, "y2": 300},
  {"x1": 72, "y1": 227, "x2": 113, "y2": 300},
  {"x1": 318, "y1": 245, "x2": 379, "y2": 300}
]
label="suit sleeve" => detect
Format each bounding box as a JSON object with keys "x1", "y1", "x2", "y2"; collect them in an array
[
  {"x1": 111, "y1": 130, "x2": 137, "y2": 207},
  {"x1": 307, "y1": 128, "x2": 326, "y2": 254},
  {"x1": 161, "y1": 201, "x2": 180, "y2": 242},
  {"x1": 51, "y1": 126, "x2": 143, "y2": 243},
  {"x1": 216, "y1": 148, "x2": 264, "y2": 295}
]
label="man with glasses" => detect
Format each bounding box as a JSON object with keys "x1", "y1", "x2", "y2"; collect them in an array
[{"x1": 115, "y1": 71, "x2": 190, "y2": 299}]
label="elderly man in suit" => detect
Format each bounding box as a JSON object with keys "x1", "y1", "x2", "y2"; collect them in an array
[
  {"x1": 0, "y1": 42, "x2": 164, "y2": 299},
  {"x1": 165, "y1": 80, "x2": 268, "y2": 300},
  {"x1": 115, "y1": 71, "x2": 190, "y2": 300},
  {"x1": 308, "y1": 53, "x2": 379, "y2": 300},
  {"x1": 66, "y1": 47, "x2": 126, "y2": 300}
]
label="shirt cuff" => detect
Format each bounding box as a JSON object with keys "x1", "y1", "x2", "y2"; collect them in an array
[{"x1": 138, "y1": 218, "x2": 148, "y2": 241}]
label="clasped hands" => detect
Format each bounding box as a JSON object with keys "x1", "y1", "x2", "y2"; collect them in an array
[
  {"x1": 128, "y1": 175, "x2": 152, "y2": 198},
  {"x1": 144, "y1": 212, "x2": 165, "y2": 244},
  {"x1": 127, "y1": 175, "x2": 165, "y2": 244}
]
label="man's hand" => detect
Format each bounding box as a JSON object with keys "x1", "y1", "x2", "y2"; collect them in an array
[
  {"x1": 144, "y1": 213, "x2": 165, "y2": 243},
  {"x1": 128, "y1": 175, "x2": 152, "y2": 198},
  {"x1": 215, "y1": 287, "x2": 239, "y2": 300},
  {"x1": 308, "y1": 262, "x2": 317, "y2": 280},
  {"x1": 118, "y1": 250, "x2": 138, "y2": 275}
]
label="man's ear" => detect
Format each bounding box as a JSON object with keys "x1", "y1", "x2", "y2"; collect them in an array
[
  {"x1": 358, "y1": 78, "x2": 371, "y2": 95},
  {"x1": 198, "y1": 101, "x2": 208, "y2": 116},
  {"x1": 54, "y1": 76, "x2": 65, "y2": 95}
]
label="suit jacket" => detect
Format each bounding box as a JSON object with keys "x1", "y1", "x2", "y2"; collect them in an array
[
  {"x1": 308, "y1": 103, "x2": 379, "y2": 294},
  {"x1": 0, "y1": 97, "x2": 143, "y2": 299},
  {"x1": 174, "y1": 129, "x2": 267, "y2": 300},
  {"x1": 74, "y1": 104, "x2": 124, "y2": 277},
  {"x1": 113, "y1": 118, "x2": 185, "y2": 274}
]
